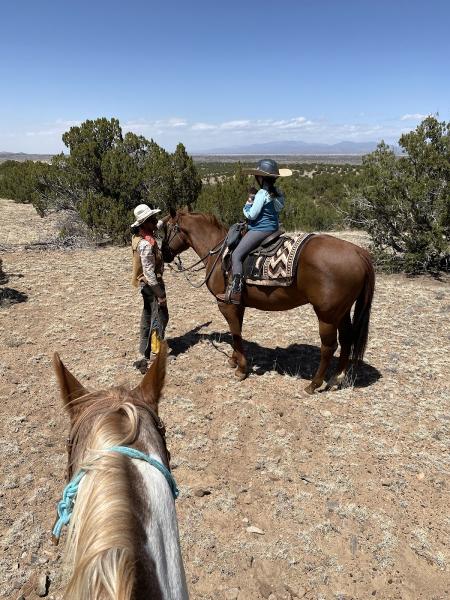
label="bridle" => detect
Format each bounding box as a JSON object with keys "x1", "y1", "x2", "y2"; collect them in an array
[
  {"x1": 164, "y1": 220, "x2": 227, "y2": 288},
  {"x1": 53, "y1": 399, "x2": 176, "y2": 545},
  {"x1": 65, "y1": 399, "x2": 172, "y2": 481}
]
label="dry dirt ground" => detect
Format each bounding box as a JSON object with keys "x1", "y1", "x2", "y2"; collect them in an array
[{"x1": 0, "y1": 198, "x2": 449, "y2": 600}]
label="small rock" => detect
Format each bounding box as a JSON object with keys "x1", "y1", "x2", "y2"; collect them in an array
[
  {"x1": 224, "y1": 588, "x2": 240, "y2": 600},
  {"x1": 242, "y1": 517, "x2": 249, "y2": 524},
  {"x1": 416, "y1": 472, "x2": 425, "y2": 480},
  {"x1": 194, "y1": 488, "x2": 211, "y2": 497},
  {"x1": 320, "y1": 410, "x2": 332, "y2": 417},
  {"x1": 35, "y1": 573, "x2": 49, "y2": 597},
  {"x1": 246, "y1": 525, "x2": 265, "y2": 535},
  {"x1": 285, "y1": 585, "x2": 306, "y2": 598},
  {"x1": 326, "y1": 500, "x2": 339, "y2": 512},
  {"x1": 258, "y1": 581, "x2": 274, "y2": 598}
]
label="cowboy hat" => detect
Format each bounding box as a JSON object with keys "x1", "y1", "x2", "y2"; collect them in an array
[
  {"x1": 131, "y1": 204, "x2": 161, "y2": 228},
  {"x1": 243, "y1": 158, "x2": 292, "y2": 178}
]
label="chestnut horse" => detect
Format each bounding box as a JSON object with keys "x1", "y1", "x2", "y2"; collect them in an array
[
  {"x1": 163, "y1": 210, "x2": 375, "y2": 394},
  {"x1": 52, "y1": 344, "x2": 189, "y2": 599}
]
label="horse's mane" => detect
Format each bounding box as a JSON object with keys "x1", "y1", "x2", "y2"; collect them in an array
[
  {"x1": 63, "y1": 393, "x2": 141, "y2": 600},
  {"x1": 178, "y1": 210, "x2": 227, "y2": 233}
]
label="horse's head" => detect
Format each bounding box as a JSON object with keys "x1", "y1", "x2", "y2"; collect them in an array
[
  {"x1": 52, "y1": 344, "x2": 187, "y2": 598},
  {"x1": 53, "y1": 344, "x2": 169, "y2": 479},
  {"x1": 160, "y1": 207, "x2": 191, "y2": 263}
]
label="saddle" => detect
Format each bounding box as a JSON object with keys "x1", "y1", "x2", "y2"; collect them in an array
[
  {"x1": 223, "y1": 231, "x2": 315, "y2": 287},
  {"x1": 248, "y1": 229, "x2": 285, "y2": 257}
]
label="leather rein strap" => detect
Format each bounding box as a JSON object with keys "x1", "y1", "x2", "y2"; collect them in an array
[{"x1": 167, "y1": 223, "x2": 227, "y2": 288}]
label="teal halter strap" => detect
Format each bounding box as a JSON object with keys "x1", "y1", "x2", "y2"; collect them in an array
[{"x1": 52, "y1": 446, "x2": 179, "y2": 541}]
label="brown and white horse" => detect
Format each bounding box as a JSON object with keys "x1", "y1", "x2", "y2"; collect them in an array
[
  {"x1": 162, "y1": 210, "x2": 375, "y2": 394},
  {"x1": 52, "y1": 344, "x2": 189, "y2": 599}
]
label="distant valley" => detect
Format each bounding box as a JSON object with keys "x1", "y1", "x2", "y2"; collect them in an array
[
  {"x1": 196, "y1": 139, "x2": 396, "y2": 156},
  {"x1": 0, "y1": 152, "x2": 54, "y2": 163}
]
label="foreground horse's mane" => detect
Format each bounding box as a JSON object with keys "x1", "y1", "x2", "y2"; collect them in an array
[{"x1": 64, "y1": 396, "x2": 141, "y2": 600}]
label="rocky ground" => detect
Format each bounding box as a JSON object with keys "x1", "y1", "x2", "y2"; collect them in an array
[{"x1": 0, "y1": 199, "x2": 449, "y2": 599}]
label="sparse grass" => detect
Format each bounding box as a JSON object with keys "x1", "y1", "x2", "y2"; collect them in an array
[{"x1": 0, "y1": 199, "x2": 449, "y2": 599}]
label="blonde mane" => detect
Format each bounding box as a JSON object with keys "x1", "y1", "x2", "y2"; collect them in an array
[{"x1": 63, "y1": 398, "x2": 141, "y2": 600}]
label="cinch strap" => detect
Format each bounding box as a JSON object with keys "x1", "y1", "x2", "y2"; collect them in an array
[{"x1": 52, "y1": 446, "x2": 179, "y2": 540}]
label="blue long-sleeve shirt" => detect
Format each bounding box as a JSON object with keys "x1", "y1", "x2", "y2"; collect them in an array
[{"x1": 243, "y1": 189, "x2": 284, "y2": 231}]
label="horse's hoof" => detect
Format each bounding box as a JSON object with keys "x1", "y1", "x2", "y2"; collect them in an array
[
  {"x1": 304, "y1": 383, "x2": 316, "y2": 395},
  {"x1": 326, "y1": 372, "x2": 346, "y2": 390},
  {"x1": 235, "y1": 369, "x2": 248, "y2": 381},
  {"x1": 228, "y1": 357, "x2": 238, "y2": 368}
]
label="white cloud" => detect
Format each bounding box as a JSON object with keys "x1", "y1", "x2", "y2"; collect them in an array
[
  {"x1": 167, "y1": 118, "x2": 188, "y2": 128},
  {"x1": 26, "y1": 119, "x2": 82, "y2": 138},
  {"x1": 5, "y1": 112, "x2": 439, "y2": 154},
  {"x1": 400, "y1": 113, "x2": 428, "y2": 121},
  {"x1": 191, "y1": 122, "x2": 217, "y2": 131},
  {"x1": 220, "y1": 120, "x2": 252, "y2": 130}
]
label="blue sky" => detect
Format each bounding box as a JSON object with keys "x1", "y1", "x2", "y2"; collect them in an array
[{"x1": 1, "y1": 0, "x2": 449, "y2": 153}]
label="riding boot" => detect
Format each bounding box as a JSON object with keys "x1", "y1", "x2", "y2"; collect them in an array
[{"x1": 217, "y1": 274, "x2": 243, "y2": 305}]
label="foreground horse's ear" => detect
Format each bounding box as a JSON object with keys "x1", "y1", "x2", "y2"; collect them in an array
[
  {"x1": 134, "y1": 342, "x2": 167, "y2": 408},
  {"x1": 53, "y1": 352, "x2": 88, "y2": 411},
  {"x1": 169, "y1": 206, "x2": 176, "y2": 218}
]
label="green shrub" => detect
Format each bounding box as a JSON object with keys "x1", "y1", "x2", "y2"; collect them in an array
[
  {"x1": 2, "y1": 118, "x2": 202, "y2": 244},
  {"x1": 196, "y1": 162, "x2": 360, "y2": 231},
  {"x1": 352, "y1": 116, "x2": 450, "y2": 273}
]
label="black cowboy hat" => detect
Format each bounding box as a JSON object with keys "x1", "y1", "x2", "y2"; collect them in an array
[{"x1": 243, "y1": 158, "x2": 292, "y2": 178}]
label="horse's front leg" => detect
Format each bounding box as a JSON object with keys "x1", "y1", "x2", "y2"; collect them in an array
[{"x1": 217, "y1": 302, "x2": 247, "y2": 380}]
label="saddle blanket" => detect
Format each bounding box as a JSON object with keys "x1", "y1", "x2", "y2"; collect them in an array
[{"x1": 243, "y1": 232, "x2": 315, "y2": 287}]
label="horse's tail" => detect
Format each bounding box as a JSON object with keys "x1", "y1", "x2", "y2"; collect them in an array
[
  {"x1": 63, "y1": 406, "x2": 139, "y2": 600},
  {"x1": 350, "y1": 250, "x2": 375, "y2": 363}
]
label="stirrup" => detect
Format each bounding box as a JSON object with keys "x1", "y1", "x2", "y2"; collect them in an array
[{"x1": 217, "y1": 288, "x2": 232, "y2": 303}]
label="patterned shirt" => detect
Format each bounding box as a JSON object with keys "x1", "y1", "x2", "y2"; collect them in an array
[{"x1": 138, "y1": 239, "x2": 164, "y2": 286}]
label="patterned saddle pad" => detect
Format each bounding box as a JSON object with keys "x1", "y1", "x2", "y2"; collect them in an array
[{"x1": 243, "y1": 232, "x2": 315, "y2": 286}]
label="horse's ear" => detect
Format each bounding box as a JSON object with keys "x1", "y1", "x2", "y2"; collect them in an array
[
  {"x1": 186, "y1": 204, "x2": 193, "y2": 213},
  {"x1": 53, "y1": 353, "x2": 88, "y2": 413},
  {"x1": 134, "y1": 342, "x2": 167, "y2": 410},
  {"x1": 169, "y1": 206, "x2": 176, "y2": 218}
]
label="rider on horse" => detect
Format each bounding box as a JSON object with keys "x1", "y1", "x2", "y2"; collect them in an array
[{"x1": 217, "y1": 158, "x2": 292, "y2": 305}]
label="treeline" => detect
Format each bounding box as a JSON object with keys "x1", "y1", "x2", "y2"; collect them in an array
[
  {"x1": 195, "y1": 163, "x2": 360, "y2": 231},
  {"x1": 0, "y1": 118, "x2": 201, "y2": 244},
  {"x1": 1, "y1": 116, "x2": 449, "y2": 273}
]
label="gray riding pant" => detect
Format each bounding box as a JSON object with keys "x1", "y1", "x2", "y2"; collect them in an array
[{"x1": 231, "y1": 229, "x2": 276, "y2": 275}]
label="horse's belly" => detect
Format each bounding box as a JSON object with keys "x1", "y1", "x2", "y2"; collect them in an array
[{"x1": 245, "y1": 285, "x2": 308, "y2": 311}]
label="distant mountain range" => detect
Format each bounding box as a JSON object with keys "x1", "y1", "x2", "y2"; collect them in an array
[
  {"x1": 196, "y1": 140, "x2": 398, "y2": 155},
  {"x1": 0, "y1": 151, "x2": 54, "y2": 163},
  {"x1": 1, "y1": 139, "x2": 401, "y2": 164}
]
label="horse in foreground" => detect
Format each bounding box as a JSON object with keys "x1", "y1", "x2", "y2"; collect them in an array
[
  {"x1": 163, "y1": 210, "x2": 375, "y2": 394},
  {"x1": 52, "y1": 344, "x2": 189, "y2": 599}
]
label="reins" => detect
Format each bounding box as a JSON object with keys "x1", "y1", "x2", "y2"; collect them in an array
[{"x1": 167, "y1": 223, "x2": 227, "y2": 288}]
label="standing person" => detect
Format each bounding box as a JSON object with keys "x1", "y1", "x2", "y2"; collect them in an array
[
  {"x1": 131, "y1": 204, "x2": 168, "y2": 372},
  {"x1": 217, "y1": 158, "x2": 292, "y2": 305}
]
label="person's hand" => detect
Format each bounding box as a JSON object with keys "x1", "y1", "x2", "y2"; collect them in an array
[{"x1": 157, "y1": 296, "x2": 167, "y2": 306}]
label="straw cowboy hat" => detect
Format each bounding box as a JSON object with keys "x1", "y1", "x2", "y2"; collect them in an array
[
  {"x1": 243, "y1": 158, "x2": 292, "y2": 178},
  {"x1": 131, "y1": 204, "x2": 161, "y2": 228}
]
